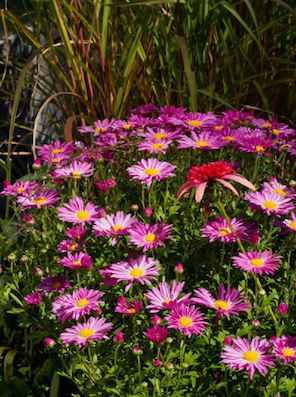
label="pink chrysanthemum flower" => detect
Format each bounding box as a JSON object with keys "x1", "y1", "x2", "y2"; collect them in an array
[
  {"x1": 58, "y1": 239, "x2": 80, "y2": 253},
  {"x1": 138, "y1": 139, "x2": 172, "y2": 154},
  {"x1": 108, "y1": 255, "x2": 160, "y2": 291},
  {"x1": 54, "y1": 161, "x2": 94, "y2": 180},
  {"x1": 57, "y1": 197, "x2": 99, "y2": 225},
  {"x1": 66, "y1": 225, "x2": 87, "y2": 241},
  {"x1": 178, "y1": 131, "x2": 225, "y2": 150},
  {"x1": 192, "y1": 285, "x2": 251, "y2": 319},
  {"x1": 144, "y1": 325, "x2": 169, "y2": 344},
  {"x1": 236, "y1": 132, "x2": 274, "y2": 155},
  {"x1": 232, "y1": 251, "x2": 281, "y2": 275},
  {"x1": 262, "y1": 178, "x2": 295, "y2": 199},
  {"x1": 60, "y1": 252, "x2": 93, "y2": 271},
  {"x1": 96, "y1": 178, "x2": 117, "y2": 192},
  {"x1": 221, "y1": 336, "x2": 275, "y2": 379},
  {"x1": 17, "y1": 189, "x2": 60, "y2": 208},
  {"x1": 52, "y1": 288, "x2": 104, "y2": 322},
  {"x1": 115, "y1": 297, "x2": 142, "y2": 316},
  {"x1": 127, "y1": 158, "x2": 176, "y2": 187},
  {"x1": 131, "y1": 103, "x2": 157, "y2": 116},
  {"x1": 60, "y1": 317, "x2": 112, "y2": 347},
  {"x1": 222, "y1": 109, "x2": 254, "y2": 125},
  {"x1": 245, "y1": 190, "x2": 295, "y2": 216},
  {"x1": 145, "y1": 281, "x2": 191, "y2": 313},
  {"x1": 182, "y1": 112, "x2": 217, "y2": 129},
  {"x1": 271, "y1": 335, "x2": 296, "y2": 364},
  {"x1": 93, "y1": 211, "x2": 135, "y2": 245},
  {"x1": 24, "y1": 291, "x2": 42, "y2": 305},
  {"x1": 166, "y1": 304, "x2": 208, "y2": 337},
  {"x1": 277, "y1": 212, "x2": 296, "y2": 233},
  {"x1": 1, "y1": 180, "x2": 40, "y2": 196},
  {"x1": 138, "y1": 127, "x2": 180, "y2": 141},
  {"x1": 201, "y1": 217, "x2": 258, "y2": 244},
  {"x1": 38, "y1": 140, "x2": 76, "y2": 164},
  {"x1": 40, "y1": 276, "x2": 71, "y2": 293},
  {"x1": 128, "y1": 222, "x2": 172, "y2": 251},
  {"x1": 98, "y1": 267, "x2": 118, "y2": 286}
]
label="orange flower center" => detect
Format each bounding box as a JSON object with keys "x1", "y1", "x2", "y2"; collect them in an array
[
  {"x1": 151, "y1": 143, "x2": 165, "y2": 151},
  {"x1": 255, "y1": 145, "x2": 265, "y2": 152},
  {"x1": 274, "y1": 188, "x2": 287, "y2": 196},
  {"x1": 195, "y1": 140, "x2": 210, "y2": 148},
  {"x1": 218, "y1": 228, "x2": 231, "y2": 236},
  {"x1": 261, "y1": 122, "x2": 271, "y2": 128},
  {"x1": 32, "y1": 197, "x2": 46, "y2": 205},
  {"x1": 53, "y1": 148, "x2": 64, "y2": 154},
  {"x1": 113, "y1": 224, "x2": 124, "y2": 232},
  {"x1": 52, "y1": 281, "x2": 61, "y2": 289}
]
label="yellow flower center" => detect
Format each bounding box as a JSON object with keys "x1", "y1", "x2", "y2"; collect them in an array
[
  {"x1": 128, "y1": 308, "x2": 136, "y2": 314},
  {"x1": 187, "y1": 120, "x2": 203, "y2": 127},
  {"x1": 145, "y1": 233, "x2": 156, "y2": 243},
  {"x1": 282, "y1": 348, "x2": 295, "y2": 357},
  {"x1": 53, "y1": 148, "x2": 64, "y2": 154},
  {"x1": 287, "y1": 221, "x2": 296, "y2": 230},
  {"x1": 32, "y1": 197, "x2": 46, "y2": 205},
  {"x1": 151, "y1": 143, "x2": 165, "y2": 151},
  {"x1": 214, "y1": 300, "x2": 229, "y2": 310},
  {"x1": 113, "y1": 224, "x2": 124, "y2": 232},
  {"x1": 274, "y1": 188, "x2": 287, "y2": 196},
  {"x1": 130, "y1": 268, "x2": 144, "y2": 278},
  {"x1": 250, "y1": 258, "x2": 264, "y2": 267},
  {"x1": 17, "y1": 187, "x2": 25, "y2": 193},
  {"x1": 224, "y1": 135, "x2": 234, "y2": 141},
  {"x1": 79, "y1": 328, "x2": 94, "y2": 338},
  {"x1": 272, "y1": 128, "x2": 281, "y2": 135},
  {"x1": 71, "y1": 171, "x2": 81, "y2": 179},
  {"x1": 215, "y1": 125, "x2": 224, "y2": 130},
  {"x1": 263, "y1": 200, "x2": 277, "y2": 210},
  {"x1": 144, "y1": 167, "x2": 159, "y2": 176},
  {"x1": 52, "y1": 281, "x2": 61, "y2": 289},
  {"x1": 179, "y1": 316, "x2": 192, "y2": 328},
  {"x1": 76, "y1": 299, "x2": 89, "y2": 308},
  {"x1": 51, "y1": 158, "x2": 60, "y2": 163},
  {"x1": 163, "y1": 299, "x2": 171, "y2": 304},
  {"x1": 70, "y1": 244, "x2": 77, "y2": 251},
  {"x1": 218, "y1": 227, "x2": 231, "y2": 236},
  {"x1": 123, "y1": 123, "x2": 131, "y2": 129},
  {"x1": 261, "y1": 122, "x2": 271, "y2": 128},
  {"x1": 95, "y1": 127, "x2": 107, "y2": 133},
  {"x1": 196, "y1": 140, "x2": 210, "y2": 147},
  {"x1": 255, "y1": 145, "x2": 265, "y2": 152},
  {"x1": 154, "y1": 132, "x2": 166, "y2": 140},
  {"x1": 72, "y1": 261, "x2": 81, "y2": 266},
  {"x1": 76, "y1": 210, "x2": 90, "y2": 221},
  {"x1": 243, "y1": 350, "x2": 259, "y2": 362}
]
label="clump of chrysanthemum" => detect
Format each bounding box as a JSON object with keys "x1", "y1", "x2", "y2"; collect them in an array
[
  {"x1": 192, "y1": 285, "x2": 251, "y2": 319},
  {"x1": 145, "y1": 281, "x2": 191, "y2": 313},
  {"x1": 60, "y1": 317, "x2": 112, "y2": 347},
  {"x1": 271, "y1": 335, "x2": 296, "y2": 364},
  {"x1": 201, "y1": 216, "x2": 259, "y2": 244},
  {"x1": 221, "y1": 336, "x2": 275, "y2": 379},
  {"x1": 52, "y1": 288, "x2": 104, "y2": 322},
  {"x1": 127, "y1": 158, "x2": 176, "y2": 187},
  {"x1": 232, "y1": 251, "x2": 281, "y2": 275},
  {"x1": 166, "y1": 304, "x2": 208, "y2": 337},
  {"x1": 128, "y1": 222, "x2": 172, "y2": 251}
]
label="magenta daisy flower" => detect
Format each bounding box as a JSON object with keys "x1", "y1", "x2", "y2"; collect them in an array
[
  {"x1": 1, "y1": 180, "x2": 40, "y2": 196},
  {"x1": 17, "y1": 188, "x2": 60, "y2": 208},
  {"x1": 58, "y1": 239, "x2": 80, "y2": 253},
  {"x1": 236, "y1": 132, "x2": 274, "y2": 155},
  {"x1": 271, "y1": 335, "x2": 296, "y2": 364},
  {"x1": 245, "y1": 190, "x2": 295, "y2": 216},
  {"x1": 278, "y1": 212, "x2": 296, "y2": 233},
  {"x1": 52, "y1": 288, "x2": 104, "y2": 322},
  {"x1": 127, "y1": 158, "x2": 176, "y2": 187},
  {"x1": 128, "y1": 222, "x2": 172, "y2": 251},
  {"x1": 201, "y1": 217, "x2": 258, "y2": 244},
  {"x1": 221, "y1": 336, "x2": 275, "y2": 379},
  {"x1": 178, "y1": 131, "x2": 225, "y2": 150},
  {"x1": 93, "y1": 211, "x2": 135, "y2": 245},
  {"x1": 139, "y1": 127, "x2": 180, "y2": 141},
  {"x1": 115, "y1": 296, "x2": 142, "y2": 316},
  {"x1": 108, "y1": 255, "x2": 160, "y2": 291},
  {"x1": 166, "y1": 304, "x2": 208, "y2": 337},
  {"x1": 144, "y1": 325, "x2": 169, "y2": 345},
  {"x1": 60, "y1": 252, "x2": 93, "y2": 271},
  {"x1": 262, "y1": 178, "x2": 295, "y2": 198},
  {"x1": 232, "y1": 251, "x2": 281, "y2": 275},
  {"x1": 60, "y1": 317, "x2": 112, "y2": 347},
  {"x1": 54, "y1": 161, "x2": 94, "y2": 180},
  {"x1": 182, "y1": 112, "x2": 217, "y2": 129},
  {"x1": 57, "y1": 197, "x2": 99, "y2": 224},
  {"x1": 145, "y1": 281, "x2": 191, "y2": 313},
  {"x1": 24, "y1": 291, "x2": 42, "y2": 305},
  {"x1": 40, "y1": 276, "x2": 71, "y2": 293},
  {"x1": 138, "y1": 139, "x2": 172, "y2": 154},
  {"x1": 38, "y1": 140, "x2": 76, "y2": 164},
  {"x1": 192, "y1": 285, "x2": 251, "y2": 319},
  {"x1": 66, "y1": 225, "x2": 87, "y2": 241}
]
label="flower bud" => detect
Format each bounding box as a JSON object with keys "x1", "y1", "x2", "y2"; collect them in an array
[
  {"x1": 113, "y1": 331, "x2": 124, "y2": 344},
  {"x1": 7, "y1": 253, "x2": 16, "y2": 262},
  {"x1": 32, "y1": 158, "x2": 42, "y2": 170},
  {"x1": 44, "y1": 338, "x2": 55, "y2": 348},
  {"x1": 151, "y1": 315, "x2": 161, "y2": 325},
  {"x1": 166, "y1": 362, "x2": 174, "y2": 370},
  {"x1": 174, "y1": 263, "x2": 184, "y2": 275},
  {"x1": 252, "y1": 319, "x2": 260, "y2": 327},
  {"x1": 259, "y1": 289, "x2": 266, "y2": 296},
  {"x1": 132, "y1": 346, "x2": 143, "y2": 356},
  {"x1": 277, "y1": 302, "x2": 288, "y2": 315},
  {"x1": 154, "y1": 358, "x2": 162, "y2": 367},
  {"x1": 130, "y1": 204, "x2": 139, "y2": 211},
  {"x1": 143, "y1": 207, "x2": 153, "y2": 217},
  {"x1": 20, "y1": 255, "x2": 29, "y2": 262},
  {"x1": 22, "y1": 213, "x2": 35, "y2": 225},
  {"x1": 34, "y1": 267, "x2": 43, "y2": 277},
  {"x1": 166, "y1": 337, "x2": 173, "y2": 344},
  {"x1": 224, "y1": 336, "x2": 233, "y2": 345}
]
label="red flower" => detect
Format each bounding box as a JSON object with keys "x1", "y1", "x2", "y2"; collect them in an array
[{"x1": 177, "y1": 161, "x2": 256, "y2": 202}]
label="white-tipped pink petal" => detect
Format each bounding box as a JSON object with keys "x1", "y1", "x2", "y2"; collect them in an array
[
  {"x1": 194, "y1": 182, "x2": 208, "y2": 202},
  {"x1": 176, "y1": 181, "x2": 192, "y2": 199}
]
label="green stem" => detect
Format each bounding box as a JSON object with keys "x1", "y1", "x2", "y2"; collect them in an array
[{"x1": 137, "y1": 355, "x2": 142, "y2": 385}]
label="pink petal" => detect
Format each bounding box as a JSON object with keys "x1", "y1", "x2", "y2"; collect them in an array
[
  {"x1": 215, "y1": 178, "x2": 239, "y2": 196},
  {"x1": 176, "y1": 182, "x2": 192, "y2": 199},
  {"x1": 223, "y1": 174, "x2": 256, "y2": 191},
  {"x1": 195, "y1": 182, "x2": 208, "y2": 202}
]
